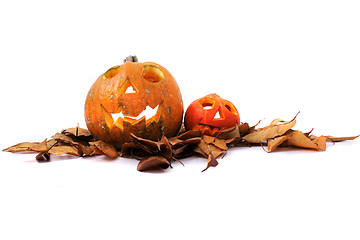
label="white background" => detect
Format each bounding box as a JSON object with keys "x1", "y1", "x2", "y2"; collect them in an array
[{"x1": 1, "y1": 0, "x2": 359, "y2": 239}]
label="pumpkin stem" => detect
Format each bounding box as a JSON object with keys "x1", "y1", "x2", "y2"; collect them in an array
[{"x1": 124, "y1": 55, "x2": 138, "y2": 63}]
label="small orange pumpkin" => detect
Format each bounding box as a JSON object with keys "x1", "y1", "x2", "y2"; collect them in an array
[
  {"x1": 85, "y1": 56, "x2": 183, "y2": 148},
  {"x1": 184, "y1": 93, "x2": 240, "y2": 136}
]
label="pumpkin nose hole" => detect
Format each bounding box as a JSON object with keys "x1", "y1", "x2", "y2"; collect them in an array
[
  {"x1": 214, "y1": 111, "x2": 222, "y2": 119},
  {"x1": 125, "y1": 85, "x2": 136, "y2": 94},
  {"x1": 142, "y1": 65, "x2": 165, "y2": 83}
]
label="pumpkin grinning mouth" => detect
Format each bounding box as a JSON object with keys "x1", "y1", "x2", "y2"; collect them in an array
[{"x1": 111, "y1": 105, "x2": 159, "y2": 123}]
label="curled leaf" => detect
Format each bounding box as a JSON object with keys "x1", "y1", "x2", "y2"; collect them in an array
[
  {"x1": 168, "y1": 130, "x2": 202, "y2": 146},
  {"x1": 62, "y1": 126, "x2": 92, "y2": 138},
  {"x1": 196, "y1": 139, "x2": 226, "y2": 159},
  {"x1": 238, "y1": 122, "x2": 251, "y2": 137},
  {"x1": 89, "y1": 140, "x2": 119, "y2": 158},
  {"x1": 159, "y1": 135, "x2": 173, "y2": 160},
  {"x1": 137, "y1": 156, "x2": 170, "y2": 172},
  {"x1": 216, "y1": 125, "x2": 241, "y2": 144},
  {"x1": 267, "y1": 132, "x2": 294, "y2": 152},
  {"x1": 130, "y1": 133, "x2": 163, "y2": 152},
  {"x1": 243, "y1": 113, "x2": 298, "y2": 143},
  {"x1": 202, "y1": 153, "x2": 219, "y2": 172},
  {"x1": 286, "y1": 131, "x2": 326, "y2": 151},
  {"x1": 35, "y1": 152, "x2": 51, "y2": 162},
  {"x1": 202, "y1": 135, "x2": 228, "y2": 151},
  {"x1": 310, "y1": 135, "x2": 360, "y2": 142}
]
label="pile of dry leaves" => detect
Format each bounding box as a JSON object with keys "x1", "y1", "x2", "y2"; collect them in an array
[{"x1": 3, "y1": 113, "x2": 358, "y2": 172}]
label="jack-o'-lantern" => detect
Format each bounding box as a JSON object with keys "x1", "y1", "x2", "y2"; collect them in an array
[
  {"x1": 85, "y1": 56, "x2": 183, "y2": 148},
  {"x1": 184, "y1": 94, "x2": 240, "y2": 136}
]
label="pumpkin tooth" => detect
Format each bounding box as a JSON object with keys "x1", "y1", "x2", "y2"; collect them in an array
[
  {"x1": 100, "y1": 104, "x2": 115, "y2": 129},
  {"x1": 111, "y1": 105, "x2": 159, "y2": 124}
]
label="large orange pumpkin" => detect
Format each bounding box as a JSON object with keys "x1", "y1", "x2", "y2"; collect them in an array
[{"x1": 85, "y1": 56, "x2": 183, "y2": 148}]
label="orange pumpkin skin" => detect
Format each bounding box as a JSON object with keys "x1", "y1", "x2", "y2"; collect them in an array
[
  {"x1": 85, "y1": 58, "x2": 183, "y2": 148},
  {"x1": 184, "y1": 94, "x2": 240, "y2": 136}
]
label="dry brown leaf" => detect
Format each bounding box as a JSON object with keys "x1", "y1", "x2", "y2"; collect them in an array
[
  {"x1": 3, "y1": 119, "x2": 358, "y2": 172},
  {"x1": 89, "y1": 141, "x2": 119, "y2": 158},
  {"x1": 327, "y1": 135, "x2": 359, "y2": 142},
  {"x1": 30, "y1": 139, "x2": 49, "y2": 152},
  {"x1": 172, "y1": 145, "x2": 188, "y2": 156},
  {"x1": 121, "y1": 134, "x2": 174, "y2": 161},
  {"x1": 3, "y1": 142, "x2": 41, "y2": 153},
  {"x1": 285, "y1": 131, "x2": 326, "y2": 151},
  {"x1": 243, "y1": 113, "x2": 298, "y2": 143},
  {"x1": 51, "y1": 133, "x2": 80, "y2": 146},
  {"x1": 35, "y1": 152, "x2": 51, "y2": 162},
  {"x1": 120, "y1": 142, "x2": 142, "y2": 157},
  {"x1": 137, "y1": 156, "x2": 170, "y2": 171},
  {"x1": 171, "y1": 137, "x2": 201, "y2": 148},
  {"x1": 238, "y1": 122, "x2": 251, "y2": 137},
  {"x1": 159, "y1": 135, "x2": 173, "y2": 160},
  {"x1": 168, "y1": 130, "x2": 202, "y2": 145},
  {"x1": 270, "y1": 118, "x2": 287, "y2": 126},
  {"x1": 90, "y1": 147, "x2": 106, "y2": 156},
  {"x1": 312, "y1": 136, "x2": 327, "y2": 151},
  {"x1": 172, "y1": 143, "x2": 199, "y2": 159},
  {"x1": 202, "y1": 153, "x2": 219, "y2": 172},
  {"x1": 62, "y1": 126, "x2": 92, "y2": 138},
  {"x1": 78, "y1": 144, "x2": 97, "y2": 156},
  {"x1": 202, "y1": 135, "x2": 228, "y2": 151},
  {"x1": 217, "y1": 125, "x2": 241, "y2": 144},
  {"x1": 310, "y1": 135, "x2": 360, "y2": 142},
  {"x1": 196, "y1": 138, "x2": 225, "y2": 159},
  {"x1": 168, "y1": 131, "x2": 202, "y2": 159},
  {"x1": 130, "y1": 133, "x2": 163, "y2": 152},
  {"x1": 49, "y1": 145, "x2": 81, "y2": 156},
  {"x1": 267, "y1": 133, "x2": 295, "y2": 152}
]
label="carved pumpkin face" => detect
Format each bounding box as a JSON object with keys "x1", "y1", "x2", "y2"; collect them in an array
[
  {"x1": 85, "y1": 57, "x2": 183, "y2": 148},
  {"x1": 184, "y1": 94, "x2": 240, "y2": 136}
]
